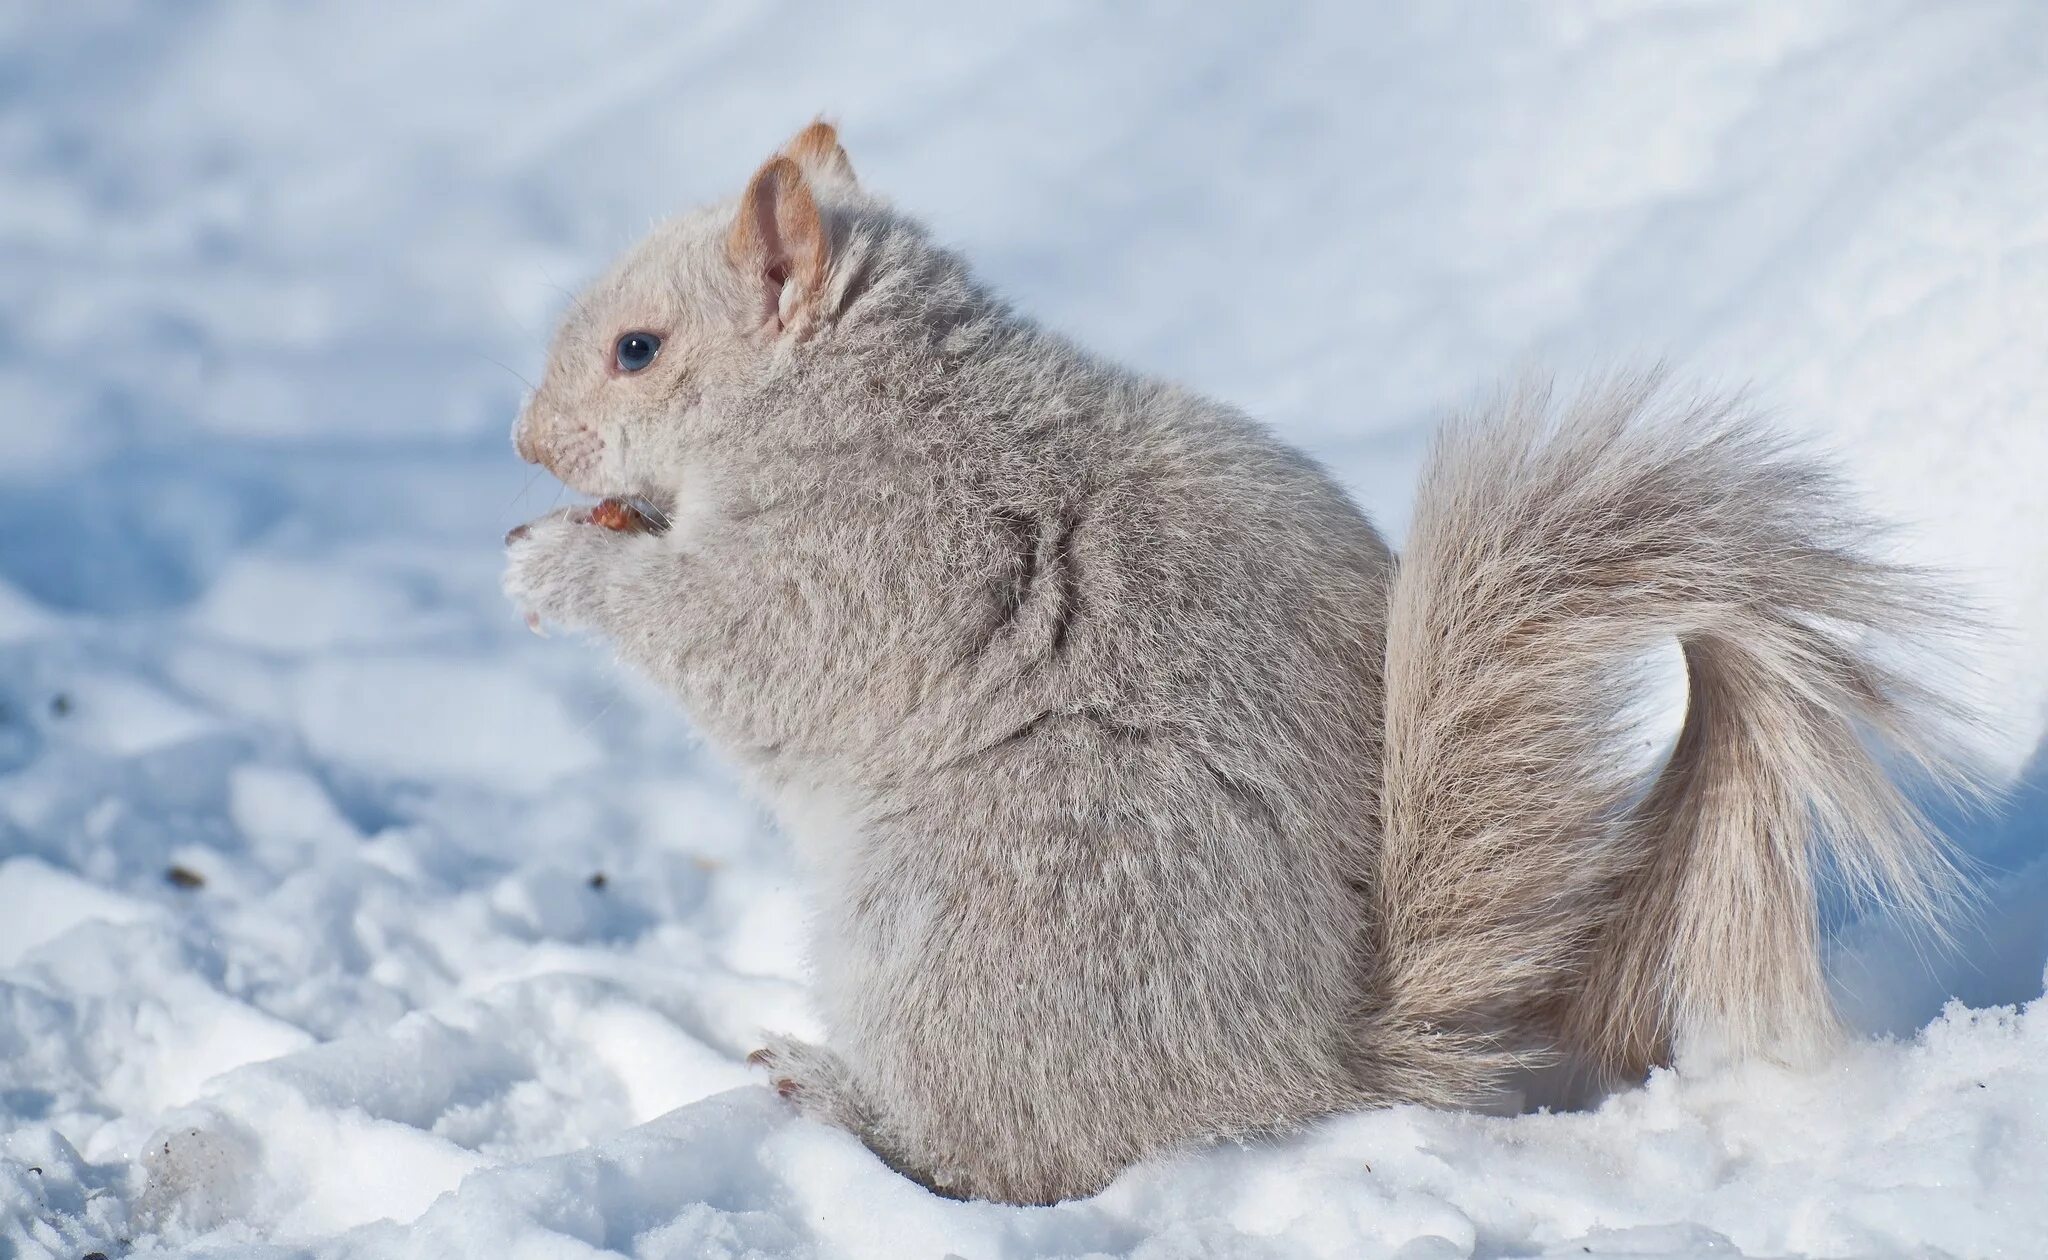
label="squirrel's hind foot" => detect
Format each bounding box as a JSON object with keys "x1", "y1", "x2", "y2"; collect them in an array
[{"x1": 748, "y1": 1034, "x2": 877, "y2": 1133}]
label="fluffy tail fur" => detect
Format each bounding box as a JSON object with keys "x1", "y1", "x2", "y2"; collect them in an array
[{"x1": 1370, "y1": 374, "x2": 1982, "y2": 1091}]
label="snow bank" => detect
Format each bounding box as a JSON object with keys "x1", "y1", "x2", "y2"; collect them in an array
[{"x1": 1, "y1": 2, "x2": 2043, "y2": 1257}]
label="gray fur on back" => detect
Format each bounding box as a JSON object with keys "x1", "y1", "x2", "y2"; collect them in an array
[{"x1": 503, "y1": 125, "x2": 1982, "y2": 1204}]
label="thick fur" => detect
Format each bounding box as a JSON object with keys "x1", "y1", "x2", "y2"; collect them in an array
[
  {"x1": 503, "y1": 125, "x2": 1978, "y2": 1204},
  {"x1": 1377, "y1": 379, "x2": 1980, "y2": 1086}
]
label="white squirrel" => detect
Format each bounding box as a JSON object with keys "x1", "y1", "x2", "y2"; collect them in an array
[{"x1": 504, "y1": 122, "x2": 1981, "y2": 1205}]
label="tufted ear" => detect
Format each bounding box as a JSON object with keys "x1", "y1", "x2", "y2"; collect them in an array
[
  {"x1": 780, "y1": 118, "x2": 857, "y2": 190},
  {"x1": 728, "y1": 154, "x2": 827, "y2": 333}
]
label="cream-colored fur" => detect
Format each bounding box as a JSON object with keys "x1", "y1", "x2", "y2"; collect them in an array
[{"x1": 503, "y1": 124, "x2": 1982, "y2": 1204}]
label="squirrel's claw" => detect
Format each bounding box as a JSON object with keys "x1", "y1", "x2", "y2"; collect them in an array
[{"x1": 746, "y1": 1046, "x2": 802, "y2": 1099}]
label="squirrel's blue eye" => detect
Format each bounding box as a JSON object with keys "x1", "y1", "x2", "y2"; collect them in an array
[{"x1": 614, "y1": 331, "x2": 661, "y2": 373}]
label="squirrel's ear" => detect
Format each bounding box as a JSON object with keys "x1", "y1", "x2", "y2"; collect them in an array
[
  {"x1": 780, "y1": 118, "x2": 857, "y2": 190},
  {"x1": 728, "y1": 155, "x2": 827, "y2": 333}
]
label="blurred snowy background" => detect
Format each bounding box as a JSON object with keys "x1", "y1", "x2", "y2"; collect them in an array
[{"x1": 2, "y1": 3, "x2": 2045, "y2": 1256}]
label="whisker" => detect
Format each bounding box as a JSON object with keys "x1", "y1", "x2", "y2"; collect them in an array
[
  {"x1": 542, "y1": 270, "x2": 597, "y2": 325},
  {"x1": 570, "y1": 694, "x2": 624, "y2": 743},
  {"x1": 509, "y1": 465, "x2": 546, "y2": 512},
  {"x1": 618, "y1": 494, "x2": 673, "y2": 533},
  {"x1": 473, "y1": 352, "x2": 539, "y2": 395}
]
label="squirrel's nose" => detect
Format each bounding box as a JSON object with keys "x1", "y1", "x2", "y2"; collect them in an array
[{"x1": 512, "y1": 417, "x2": 541, "y2": 465}]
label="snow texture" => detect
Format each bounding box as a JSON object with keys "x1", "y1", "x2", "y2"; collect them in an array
[{"x1": 2, "y1": 3, "x2": 2046, "y2": 1257}]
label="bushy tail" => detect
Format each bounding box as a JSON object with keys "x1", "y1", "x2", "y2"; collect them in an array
[{"x1": 1369, "y1": 373, "x2": 1983, "y2": 1093}]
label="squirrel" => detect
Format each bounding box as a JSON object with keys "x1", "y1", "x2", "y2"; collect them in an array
[{"x1": 503, "y1": 121, "x2": 1982, "y2": 1205}]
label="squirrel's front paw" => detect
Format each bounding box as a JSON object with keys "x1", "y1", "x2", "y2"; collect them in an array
[{"x1": 502, "y1": 506, "x2": 616, "y2": 633}]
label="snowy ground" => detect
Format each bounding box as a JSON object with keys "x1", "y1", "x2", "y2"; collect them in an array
[{"x1": 3, "y1": 3, "x2": 2047, "y2": 1256}]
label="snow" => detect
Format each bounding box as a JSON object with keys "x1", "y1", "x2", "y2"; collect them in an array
[
  {"x1": 0, "y1": 859, "x2": 158, "y2": 970},
  {"x1": 2, "y1": 2, "x2": 2044, "y2": 1256}
]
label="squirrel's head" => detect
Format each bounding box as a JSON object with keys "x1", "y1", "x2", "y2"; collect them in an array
[{"x1": 512, "y1": 120, "x2": 878, "y2": 506}]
